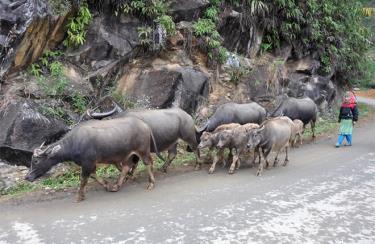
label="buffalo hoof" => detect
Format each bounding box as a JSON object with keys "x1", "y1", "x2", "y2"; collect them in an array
[
  {"x1": 159, "y1": 167, "x2": 168, "y2": 173},
  {"x1": 273, "y1": 160, "x2": 279, "y2": 167},
  {"x1": 228, "y1": 169, "x2": 234, "y2": 174},
  {"x1": 106, "y1": 184, "x2": 120, "y2": 192},
  {"x1": 75, "y1": 195, "x2": 85, "y2": 203},
  {"x1": 282, "y1": 160, "x2": 289, "y2": 167},
  {"x1": 256, "y1": 171, "x2": 262, "y2": 177},
  {"x1": 147, "y1": 183, "x2": 155, "y2": 190},
  {"x1": 208, "y1": 167, "x2": 215, "y2": 174},
  {"x1": 194, "y1": 164, "x2": 201, "y2": 171},
  {"x1": 126, "y1": 175, "x2": 137, "y2": 181}
]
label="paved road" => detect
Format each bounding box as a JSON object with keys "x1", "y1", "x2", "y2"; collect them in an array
[{"x1": 1, "y1": 99, "x2": 375, "y2": 243}]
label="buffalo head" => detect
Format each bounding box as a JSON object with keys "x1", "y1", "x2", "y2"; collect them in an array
[
  {"x1": 216, "y1": 130, "x2": 232, "y2": 149},
  {"x1": 198, "y1": 132, "x2": 215, "y2": 149},
  {"x1": 25, "y1": 143, "x2": 62, "y2": 182},
  {"x1": 247, "y1": 127, "x2": 264, "y2": 149}
]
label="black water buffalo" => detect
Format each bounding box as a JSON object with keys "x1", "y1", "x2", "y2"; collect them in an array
[
  {"x1": 88, "y1": 107, "x2": 200, "y2": 172},
  {"x1": 25, "y1": 117, "x2": 163, "y2": 202},
  {"x1": 247, "y1": 117, "x2": 292, "y2": 176},
  {"x1": 271, "y1": 97, "x2": 318, "y2": 138},
  {"x1": 199, "y1": 102, "x2": 267, "y2": 133}
]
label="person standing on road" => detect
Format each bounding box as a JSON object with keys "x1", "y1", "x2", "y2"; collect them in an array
[{"x1": 335, "y1": 91, "x2": 359, "y2": 147}]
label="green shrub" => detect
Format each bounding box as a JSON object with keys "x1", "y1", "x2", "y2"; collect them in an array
[
  {"x1": 228, "y1": 66, "x2": 250, "y2": 84},
  {"x1": 193, "y1": 19, "x2": 218, "y2": 37},
  {"x1": 193, "y1": 18, "x2": 228, "y2": 65},
  {"x1": 137, "y1": 26, "x2": 153, "y2": 48},
  {"x1": 36, "y1": 61, "x2": 68, "y2": 97},
  {"x1": 63, "y1": 2, "x2": 92, "y2": 48},
  {"x1": 354, "y1": 56, "x2": 375, "y2": 88},
  {"x1": 112, "y1": 91, "x2": 135, "y2": 109},
  {"x1": 71, "y1": 92, "x2": 88, "y2": 114},
  {"x1": 115, "y1": 0, "x2": 168, "y2": 19},
  {"x1": 41, "y1": 169, "x2": 80, "y2": 190},
  {"x1": 39, "y1": 105, "x2": 74, "y2": 125},
  {"x1": 1, "y1": 182, "x2": 37, "y2": 196},
  {"x1": 156, "y1": 15, "x2": 176, "y2": 36},
  {"x1": 205, "y1": 7, "x2": 219, "y2": 22},
  {"x1": 239, "y1": 0, "x2": 372, "y2": 79},
  {"x1": 28, "y1": 64, "x2": 42, "y2": 77}
]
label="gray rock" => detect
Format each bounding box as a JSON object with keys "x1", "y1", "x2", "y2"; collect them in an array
[
  {"x1": 0, "y1": 0, "x2": 70, "y2": 80},
  {"x1": 170, "y1": 0, "x2": 210, "y2": 22},
  {"x1": 0, "y1": 99, "x2": 68, "y2": 166},
  {"x1": 285, "y1": 56, "x2": 321, "y2": 75},
  {"x1": 0, "y1": 160, "x2": 29, "y2": 193},
  {"x1": 66, "y1": 15, "x2": 141, "y2": 69},
  {"x1": 219, "y1": 10, "x2": 263, "y2": 57},
  {"x1": 118, "y1": 66, "x2": 209, "y2": 114}
]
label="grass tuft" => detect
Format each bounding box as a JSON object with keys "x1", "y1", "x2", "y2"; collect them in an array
[{"x1": 2, "y1": 182, "x2": 37, "y2": 196}]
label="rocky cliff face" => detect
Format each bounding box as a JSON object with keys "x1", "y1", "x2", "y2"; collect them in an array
[
  {"x1": 0, "y1": 0, "x2": 71, "y2": 80},
  {"x1": 0, "y1": 0, "x2": 339, "y2": 166}
]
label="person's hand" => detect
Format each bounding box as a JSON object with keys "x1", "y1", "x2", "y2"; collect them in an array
[{"x1": 353, "y1": 121, "x2": 356, "y2": 125}]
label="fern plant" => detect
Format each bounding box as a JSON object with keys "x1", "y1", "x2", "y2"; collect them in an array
[
  {"x1": 156, "y1": 15, "x2": 175, "y2": 36},
  {"x1": 63, "y1": 2, "x2": 92, "y2": 48},
  {"x1": 137, "y1": 26, "x2": 153, "y2": 48},
  {"x1": 28, "y1": 64, "x2": 42, "y2": 77},
  {"x1": 193, "y1": 16, "x2": 228, "y2": 65}
]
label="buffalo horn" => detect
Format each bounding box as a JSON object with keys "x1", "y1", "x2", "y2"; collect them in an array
[{"x1": 87, "y1": 102, "x2": 118, "y2": 119}]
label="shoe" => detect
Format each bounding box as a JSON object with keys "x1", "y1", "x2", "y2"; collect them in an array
[{"x1": 335, "y1": 144, "x2": 340, "y2": 148}]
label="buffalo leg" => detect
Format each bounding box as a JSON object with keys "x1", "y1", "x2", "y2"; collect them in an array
[
  {"x1": 263, "y1": 148, "x2": 271, "y2": 169},
  {"x1": 126, "y1": 155, "x2": 140, "y2": 181},
  {"x1": 257, "y1": 149, "x2": 268, "y2": 176},
  {"x1": 160, "y1": 144, "x2": 177, "y2": 173},
  {"x1": 76, "y1": 169, "x2": 90, "y2": 202},
  {"x1": 126, "y1": 162, "x2": 139, "y2": 181},
  {"x1": 209, "y1": 149, "x2": 224, "y2": 174},
  {"x1": 311, "y1": 121, "x2": 316, "y2": 139},
  {"x1": 143, "y1": 156, "x2": 155, "y2": 190},
  {"x1": 181, "y1": 129, "x2": 201, "y2": 170},
  {"x1": 193, "y1": 148, "x2": 202, "y2": 171},
  {"x1": 236, "y1": 153, "x2": 242, "y2": 170},
  {"x1": 228, "y1": 150, "x2": 239, "y2": 174},
  {"x1": 290, "y1": 136, "x2": 301, "y2": 147},
  {"x1": 225, "y1": 149, "x2": 233, "y2": 168},
  {"x1": 273, "y1": 151, "x2": 280, "y2": 167},
  {"x1": 90, "y1": 173, "x2": 108, "y2": 188},
  {"x1": 107, "y1": 164, "x2": 131, "y2": 192},
  {"x1": 283, "y1": 146, "x2": 289, "y2": 166},
  {"x1": 251, "y1": 147, "x2": 260, "y2": 167},
  {"x1": 253, "y1": 147, "x2": 262, "y2": 165}
]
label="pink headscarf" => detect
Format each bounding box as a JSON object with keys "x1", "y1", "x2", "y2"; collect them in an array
[{"x1": 341, "y1": 91, "x2": 356, "y2": 109}]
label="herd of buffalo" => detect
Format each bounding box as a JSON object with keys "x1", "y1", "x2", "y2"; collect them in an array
[{"x1": 25, "y1": 96, "x2": 318, "y2": 202}]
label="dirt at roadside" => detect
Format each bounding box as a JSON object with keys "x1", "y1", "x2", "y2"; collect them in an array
[{"x1": 356, "y1": 89, "x2": 375, "y2": 99}]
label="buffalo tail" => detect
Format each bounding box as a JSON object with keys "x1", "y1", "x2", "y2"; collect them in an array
[{"x1": 150, "y1": 132, "x2": 165, "y2": 162}]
